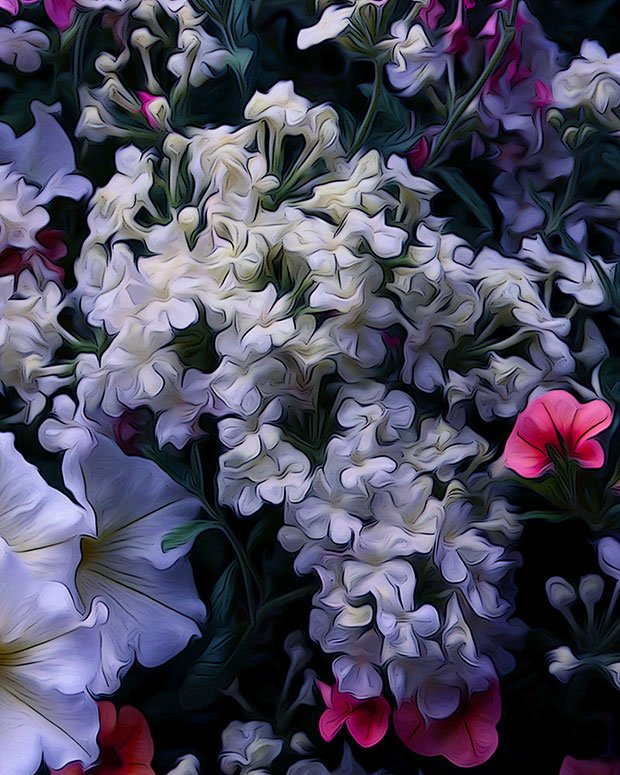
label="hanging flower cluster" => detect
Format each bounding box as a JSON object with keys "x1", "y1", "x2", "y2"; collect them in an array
[{"x1": 3, "y1": 0, "x2": 620, "y2": 772}]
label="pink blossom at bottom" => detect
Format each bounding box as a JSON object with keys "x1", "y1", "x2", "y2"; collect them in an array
[
  {"x1": 393, "y1": 680, "x2": 501, "y2": 768},
  {"x1": 316, "y1": 680, "x2": 390, "y2": 748}
]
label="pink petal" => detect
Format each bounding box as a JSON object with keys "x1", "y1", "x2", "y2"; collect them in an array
[
  {"x1": 0, "y1": 0, "x2": 19, "y2": 14},
  {"x1": 560, "y1": 757, "x2": 620, "y2": 775},
  {"x1": 136, "y1": 91, "x2": 160, "y2": 130},
  {"x1": 319, "y1": 708, "x2": 347, "y2": 743},
  {"x1": 346, "y1": 697, "x2": 390, "y2": 748},
  {"x1": 394, "y1": 681, "x2": 501, "y2": 768},
  {"x1": 572, "y1": 438, "x2": 606, "y2": 469},
  {"x1": 44, "y1": 0, "x2": 76, "y2": 30},
  {"x1": 503, "y1": 429, "x2": 551, "y2": 478},
  {"x1": 572, "y1": 400, "x2": 613, "y2": 447},
  {"x1": 315, "y1": 680, "x2": 334, "y2": 708}
]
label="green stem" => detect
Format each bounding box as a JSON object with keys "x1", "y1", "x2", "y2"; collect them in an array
[
  {"x1": 427, "y1": 2, "x2": 518, "y2": 167},
  {"x1": 348, "y1": 59, "x2": 383, "y2": 158}
]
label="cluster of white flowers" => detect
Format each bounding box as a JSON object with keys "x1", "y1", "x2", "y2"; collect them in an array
[
  {"x1": 0, "y1": 102, "x2": 93, "y2": 420},
  {"x1": 65, "y1": 76, "x2": 616, "y2": 727},
  {"x1": 279, "y1": 381, "x2": 520, "y2": 712}
]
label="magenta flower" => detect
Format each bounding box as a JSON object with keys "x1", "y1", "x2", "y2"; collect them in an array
[
  {"x1": 503, "y1": 390, "x2": 613, "y2": 478},
  {"x1": 393, "y1": 680, "x2": 501, "y2": 768},
  {"x1": 0, "y1": 229, "x2": 67, "y2": 283},
  {"x1": 418, "y1": 0, "x2": 446, "y2": 30},
  {"x1": 560, "y1": 757, "x2": 620, "y2": 775},
  {"x1": 316, "y1": 680, "x2": 390, "y2": 748},
  {"x1": 136, "y1": 91, "x2": 161, "y2": 130},
  {"x1": 0, "y1": 0, "x2": 76, "y2": 31},
  {"x1": 406, "y1": 136, "x2": 431, "y2": 172}
]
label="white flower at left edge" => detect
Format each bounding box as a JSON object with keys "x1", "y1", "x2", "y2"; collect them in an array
[
  {"x1": 0, "y1": 432, "x2": 94, "y2": 587},
  {"x1": 60, "y1": 433, "x2": 207, "y2": 694},
  {"x1": 0, "y1": 541, "x2": 107, "y2": 775}
]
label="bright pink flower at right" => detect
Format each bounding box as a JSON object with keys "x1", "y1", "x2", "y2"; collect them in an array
[
  {"x1": 560, "y1": 756, "x2": 620, "y2": 775},
  {"x1": 316, "y1": 680, "x2": 390, "y2": 748},
  {"x1": 503, "y1": 390, "x2": 613, "y2": 478}
]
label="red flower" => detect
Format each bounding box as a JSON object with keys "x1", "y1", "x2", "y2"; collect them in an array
[
  {"x1": 316, "y1": 680, "x2": 390, "y2": 748},
  {"x1": 50, "y1": 702, "x2": 155, "y2": 775},
  {"x1": 560, "y1": 757, "x2": 620, "y2": 775},
  {"x1": 0, "y1": 229, "x2": 67, "y2": 283},
  {"x1": 503, "y1": 390, "x2": 613, "y2": 478},
  {"x1": 393, "y1": 680, "x2": 501, "y2": 768},
  {"x1": 406, "y1": 137, "x2": 431, "y2": 173}
]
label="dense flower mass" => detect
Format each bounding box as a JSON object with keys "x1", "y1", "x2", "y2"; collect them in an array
[{"x1": 2, "y1": 0, "x2": 620, "y2": 771}]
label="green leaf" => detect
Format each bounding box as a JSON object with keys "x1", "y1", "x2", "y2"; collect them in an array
[
  {"x1": 599, "y1": 358, "x2": 620, "y2": 404},
  {"x1": 162, "y1": 521, "x2": 219, "y2": 552},
  {"x1": 518, "y1": 510, "x2": 574, "y2": 523},
  {"x1": 180, "y1": 624, "x2": 247, "y2": 710},
  {"x1": 435, "y1": 167, "x2": 494, "y2": 232},
  {"x1": 211, "y1": 563, "x2": 239, "y2": 625},
  {"x1": 247, "y1": 513, "x2": 280, "y2": 557}
]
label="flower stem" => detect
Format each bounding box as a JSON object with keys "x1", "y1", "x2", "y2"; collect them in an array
[
  {"x1": 427, "y1": 1, "x2": 518, "y2": 167},
  {"x1": 348, "y1": 59, "x2": 383, "y2": 158}
]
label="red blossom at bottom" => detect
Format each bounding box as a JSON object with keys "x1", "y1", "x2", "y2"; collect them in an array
[
  {"x1": 560, "y1": 757, "x2": 620, "y2": 775},
  {"x1": 393, "y1": 680, "x2": 501, "y2": 768},
  {"x1": 50, "y1": 702, "x2": 155, "y2": 775}
]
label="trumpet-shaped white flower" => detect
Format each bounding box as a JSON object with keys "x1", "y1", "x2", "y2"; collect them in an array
[
  {"x1": 0, "y1": 541, "x2": 107, "y2": 775},
  {"x1": 0, "y1": 432, "x2": 92, "y2": 587},
  {"x1": 60, "y1": 434, "x2": 206, "y2": 693}
]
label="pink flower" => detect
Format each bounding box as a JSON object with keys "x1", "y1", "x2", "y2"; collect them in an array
[
  {"x1": 560, "y1": 757, "x2": 620, "y2": 775},
  {"x1": 0, "y1": 229, "x2": 67, "y2": 283},
  {"x1": 393, "y1": 680, "x2": 501, "y2": 768},
  {"x1": 418, "y1": 0, "x2": 446, "y2": 30},
  {"x1": 406, "y1": 136, "x2": 431, "y2": 172},
  {"x1": 0, "y1": 0, "x2": 76, "y2": 30},
  {"x1": 136, "y1": 91, "x2": 161, "y2": 130},
  {"x1": 316, "y1": 680, "x2": 390, "y2": 748},
  {"x1": 504, "y1": 390, "x2": 613, "y2": 478},
  {"x1": 533, "y1": 79, "x2": 553, "y2": 108}
]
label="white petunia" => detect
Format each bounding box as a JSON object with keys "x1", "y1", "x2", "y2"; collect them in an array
[
  {"x1": 0, "y1": 432, "x2": 92, "y2": 587},
  {"x1": 60, "y1": 434, "x2": 206, "y2": 693},
  {"x1": 0, "y1": 541, "x2": 107, "y2": 775}
]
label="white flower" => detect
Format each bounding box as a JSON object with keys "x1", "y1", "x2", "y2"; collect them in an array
[
  {"x1": 386, "y1": 22, "x2": 448, "y2": 97},
  {"x1": 0, "y1": 541, "x2": 107, "y2": 775},
  {"x1": 218, "y1": 401, "x2": 312, "y2": 517},
  {"x1": 0, "y1": 271, "x2": 67, "y2": 422},
  {"x1": 0, "y1": 432, "x2": 92, "y2": 588},
  {"x1": 553, "y1": 40, "x2": 620, "y2": 127},
  {"x1": 60, "y1": 434, "x2": 206, "y2": 693},
  {"x1": 0, "y1": 21, "x2": 49, "y2": 73},
  {"x1": 0, "y1": 101, "x2": 92, "y2": 204},
  {"x1": 297, "y1": 4, "x2": 356, "y2": 49},
  {"x1": 219, "y1": 721, "x2": 283, "y2": 775},
  {"x1": 547, "y1": 646, "x2": 583, "y2": 683},
  {"x1": 165, "y1": 755, "x2": 201, "y2": 775},
  {"x1": 168, "y1": 27, "x2": 231, "y2": 86}
]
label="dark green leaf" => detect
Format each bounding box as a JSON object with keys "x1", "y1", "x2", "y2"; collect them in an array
[
  {"x1": 210, "y1": 563, "x2": 239, "y2": 625},
  {"x1": 162, "y1": 521, "x2": 219, "y2": 552},
  {"x1": 434, "y1": 167, "x2": 494, "y2": 232}
]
